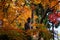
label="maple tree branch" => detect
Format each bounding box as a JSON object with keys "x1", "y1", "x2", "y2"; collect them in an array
[{"x1": 40, "y1": 1, "x2": 59, "y2": 24}]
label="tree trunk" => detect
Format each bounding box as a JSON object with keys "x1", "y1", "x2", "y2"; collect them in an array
[{"x1": 52, "y1": 24, "x2": 54, "y2": 40}]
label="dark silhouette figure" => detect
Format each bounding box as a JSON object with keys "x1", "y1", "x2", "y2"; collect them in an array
[
  {"x1": 24, "y1": 18, "x2": 32, "y2": 40},
  {"x1": 25, "y1": 18, "x2": 31, "y2": 30}
]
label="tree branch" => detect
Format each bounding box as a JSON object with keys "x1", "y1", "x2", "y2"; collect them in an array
[{"x1": 40, "y1": 1, "x2": 59, "y2": 24}]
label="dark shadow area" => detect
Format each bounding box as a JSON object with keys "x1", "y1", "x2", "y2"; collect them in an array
[{"x1": 0, "y1": 34, "x2": 9, "y2": 40}]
